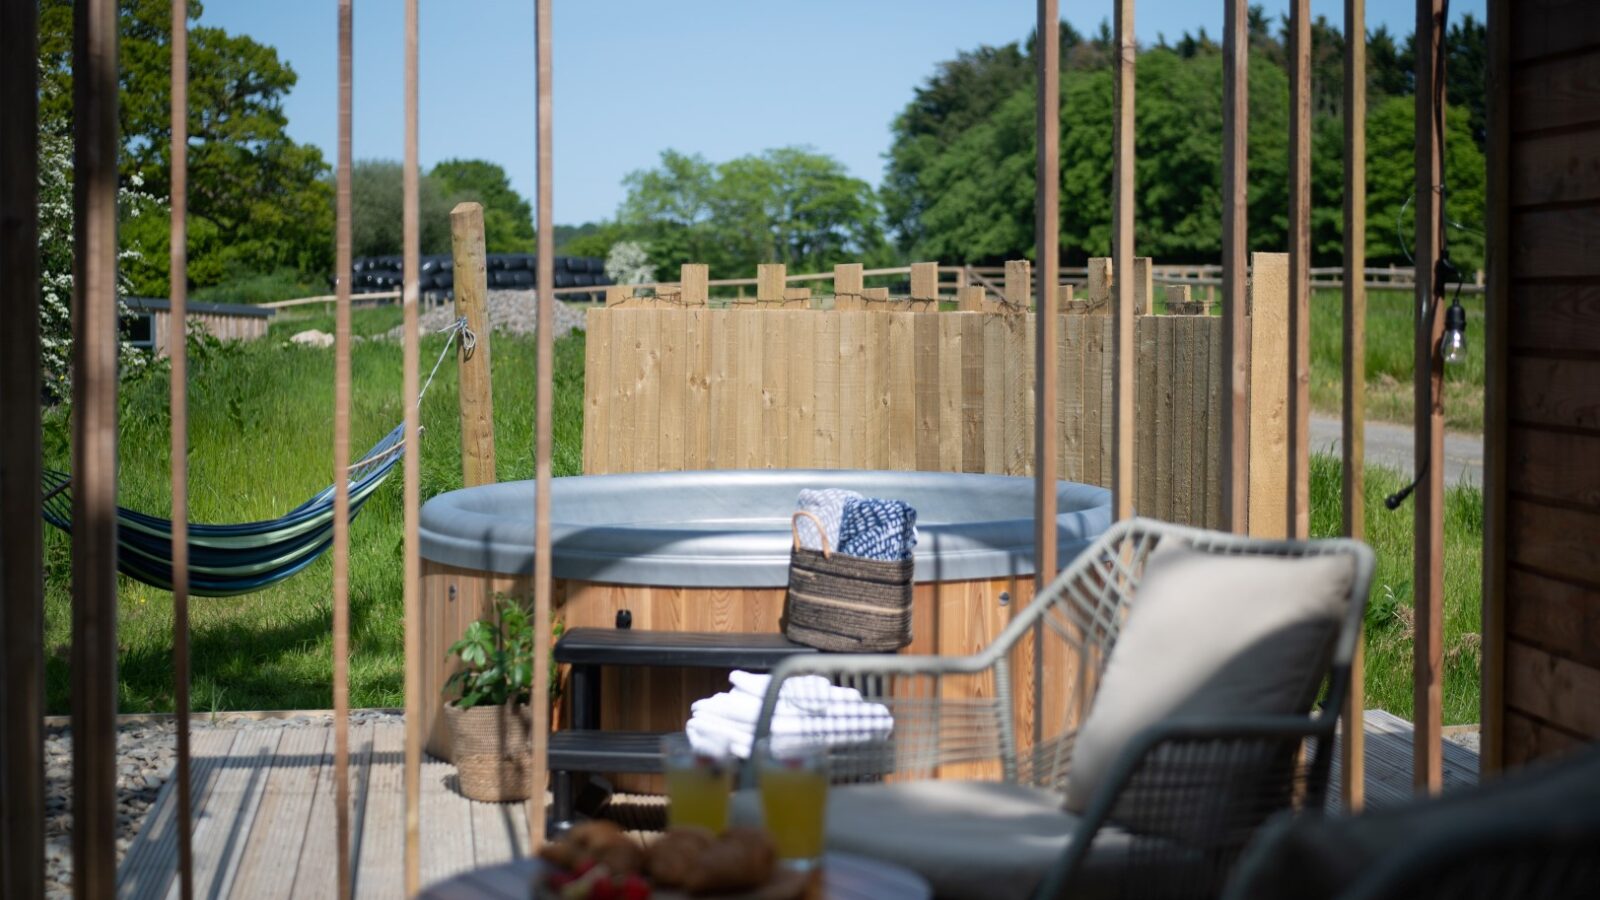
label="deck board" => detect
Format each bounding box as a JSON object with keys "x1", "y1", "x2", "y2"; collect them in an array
[
  {"x1": 118, "y1": 727, "x2": 238, "y2": 900},
  {"x1": 419, "y1": 750, "x2": 478, "y2": 889},
  {"x1": 119, "y1": 710, "x2": 1474, "y2": 896},
  {"x1": 228, "y1": 726, "x2": 329, "y2": 900},
  {"x1": 1326, "y1": 708, "x2": 1478, "y2": 811},
  {"x1": 354, "y1": 724, "x2": 406, "y2": 900},
  {"x1": 178, "y1": 727, "x2": 281, "y2": 900}
]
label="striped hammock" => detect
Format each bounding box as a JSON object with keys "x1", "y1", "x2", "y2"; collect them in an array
[{"x1": 41, "y1": 424, "x2": 406, "y2": 597}]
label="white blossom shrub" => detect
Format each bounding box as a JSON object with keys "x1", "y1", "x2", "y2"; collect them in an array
[
  {"x1": 37, "y1": 76, "x2": 159, "y2": 398},
  {"x1": 604, "y1": 240, "x2": 655, "y2": 286}
]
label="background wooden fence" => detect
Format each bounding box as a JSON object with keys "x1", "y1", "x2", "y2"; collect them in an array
[{"x1": 582, "y1": 255, "x2": 1294, "y2": 529}]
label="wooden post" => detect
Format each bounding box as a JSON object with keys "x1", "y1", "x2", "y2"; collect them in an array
[
  {"x1": 1247, "y1": 253, "x2": 1290, "y2": 539},
  {"x1": 168, "y1": 4, "x2": 195, "y2": 897},
  {"x1": 1036, "y1": 0, "x2": 1061, "y2": 587},
  {"x1": 1413, "y1": 0, "x2": 1446, "y2": 796},
  {"x1": 1131, "y1": 257, "x2": 1153, "y2": 316},
  {"x1": 1057, "y1": 284, "x2": 1075, "y2": 309},
  {"x1": 333, "y1": 2, "x2": 355, "y2": 893},
  {"x1": 1004, "y1": 260, "x2": 1030, "y2": 310},
  {"x1": 1112, "y1": 2, "x2": 1136, "y2": 521},
  {"x1": 957, "y1": 285, "x2": 985, "y2": 312},
  {"x1": 70, "y1": 0, "x2": 122, "y2": 895},
  {"x1": 1288, "y1": 0, "x2": 1312, "y2": 540},
  {"x1": 1341, "y1": 0, "x2": 1368, "y2": 812},
  {"x1": 451, "y1": 203, "x2": 498, "y2": 487},
  {"x1": 1480, "y1": 0, "x2": 1508, "y2": 781},
  {"x1": 911, "y1": 261, "x2": 940, "y2": 311},
  {"x1": 1221, "y1": 0, "x2": 1251, "y2": 534},
  {"x1": 757, "y1": 263, "x2": 785, "y2": 308},
  {"x1": 834, "y1": 263, "x2": 864, "y2": 310},
  {"x1": 0, "y1": 0, "x2": 45, "y2": 893},
  {"x1": 531, "y1": 0, "x2": 555, "y2": 845},
  {"x1": 1087, "y1": 258, "x2": 1113, "y2": 311},
  {"x1": 605, "y1": 285, "x2": 630, "y2": 307},
  {"x1": 681, "y1": 263, "x2": 709, "y2": 306},
  {"x1": 402, "y1": 0, "x2": 423, "y2": 891}
]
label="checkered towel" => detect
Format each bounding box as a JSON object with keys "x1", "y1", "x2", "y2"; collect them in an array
[
  {"x1": 836, "y1": 498, "x2": 918, "y2": 562},
  {"x1": 795, "y1": 488, "x2": 864, "y2": 552}
]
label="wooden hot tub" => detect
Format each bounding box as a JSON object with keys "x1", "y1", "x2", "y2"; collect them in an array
[{"x1": 419, "y1": 469, "x2": 1113, "y2": 775}]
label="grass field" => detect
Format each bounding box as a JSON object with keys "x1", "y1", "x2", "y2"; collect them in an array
[
  {"x1": 42, "y1": 303, "x2": 1482, "y2": 723},
  {"x1": 1309, "y1": 288, "x2": 1485, "y2": 432}
]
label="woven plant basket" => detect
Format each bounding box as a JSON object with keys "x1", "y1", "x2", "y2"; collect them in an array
[
  {"x1": 443, "y1": 701, "x2": 534, "y2": 801},
  {"x1": 783, "y1": 511, "x2": 914, "y2": 652}
]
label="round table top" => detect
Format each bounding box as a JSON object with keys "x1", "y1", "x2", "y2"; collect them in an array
[{"x1": 417, "y1": 851, "x2": 930, "y2": 900}]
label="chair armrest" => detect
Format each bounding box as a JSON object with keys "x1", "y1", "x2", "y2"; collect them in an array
[{"x1": 1034, "y1": 715, "x2": 1336, "y2": 900}]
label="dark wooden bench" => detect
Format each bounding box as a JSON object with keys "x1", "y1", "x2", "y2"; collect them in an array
[{"x1": 548, "y1": 624, "x2": 817, "y2": 835}]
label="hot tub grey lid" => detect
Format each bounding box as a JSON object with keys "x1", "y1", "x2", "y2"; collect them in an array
[{"x1": 419, "y1": 469, "x2": 1113, "y2": 588}]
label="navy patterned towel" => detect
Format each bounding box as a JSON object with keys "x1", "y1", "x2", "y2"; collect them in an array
[{"x1": 836, "y1": 498, "x2": 918, "y2": 562}]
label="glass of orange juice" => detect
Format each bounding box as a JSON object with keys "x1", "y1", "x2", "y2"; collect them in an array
[
  {"x1": 755, "y1": 739, "x2": 828, "y2": 870},
  {"x1": 661, "y1": 733, "x2": 733, "y2": 833}
]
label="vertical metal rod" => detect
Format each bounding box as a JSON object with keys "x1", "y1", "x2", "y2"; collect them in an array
[
  {"x1": 1034, "y1": 0, "x2": 1060, "y2": 587},
  {"x1": 0, "y1": 0, "x2": 45, "y2": 893},
  {"x1": 530, "y1": 0, "x2": 555, "y2": 847},
  {"x1": 1412, "y1": 0, "x2": 1446, "y2": 795},
  {"x1": 402, "y1": 0, "x2": 423, "y2": 890},
  {"x1": 72, "y1": 0, "x2": 121, "y2": 896},
  {"x1": 1220, "y1": 0, "x2": 1251, "y2": 534},
  {"x1": 1340, "y1": 0, "x2": 1368, "y2": 812},
  {"x1": 169, "y1": 2, "x2": 194, "y2": 895},
  {"x1": 333, "y1": 0, "x2": 355, "y2": 892},
  {"x1": 1288, "y1": 0, "x2": 1311, "y2": 539},
  {"x1": 1111, "y1": 0, "x2": 1136, "y2": 522}
]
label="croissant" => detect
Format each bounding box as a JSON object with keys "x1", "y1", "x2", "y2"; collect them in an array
[{"x1": 682, "y1": 827, "x2": 776, "y2": 895}]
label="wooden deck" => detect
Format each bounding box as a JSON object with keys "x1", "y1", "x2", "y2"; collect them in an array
[
  {"x1": 117, "y1": 722, "x2": 533, "y2": 899},
  {"x1": 115, "y1": 710, "x2": 1478, "y2": 898}
]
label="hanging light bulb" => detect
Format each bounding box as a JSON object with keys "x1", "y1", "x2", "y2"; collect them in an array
[{"x1": 1442, "y1": 297, "x2": 1468, "y2": 364}]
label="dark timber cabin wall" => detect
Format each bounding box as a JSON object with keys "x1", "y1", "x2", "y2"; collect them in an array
[{"x1": 1484, "y1": 0, "x2": 1600, "y2": 772}]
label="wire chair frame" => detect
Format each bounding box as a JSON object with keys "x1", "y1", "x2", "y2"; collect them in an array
[{"x1": 746, "y1": 517, "x2": 1375, "y2": 900}]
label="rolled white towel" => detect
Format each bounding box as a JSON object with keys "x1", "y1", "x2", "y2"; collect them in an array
[
  {"x1": 691, "y1": 690, "x2": 802, "y2": 726},
  {"x1": 795, "y1": 488, "x2": 864, "y2": 552},
  {"x1": 687, "y1": 710, "x2": 894, "y2": 760},
  {"x1": 729, "y1": 671, "x2": 867, "y2": 711}
]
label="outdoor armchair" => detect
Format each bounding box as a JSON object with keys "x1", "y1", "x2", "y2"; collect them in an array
[
  {"x1": 740, "y1": 518, "x2": 1374, "y2": 900},
  {"x1": 1222, "y1": 743, "x2": 1600, "y2": 900}
]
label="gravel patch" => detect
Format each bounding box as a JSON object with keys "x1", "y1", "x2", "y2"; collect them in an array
[
  {"x1": 383, "y1": 290, "x2": 590, "y2": 342},
  {"x1": 43, "y1": 710, "x2": 404, "y2": 898},
  {"x1": 1444, "y1": 727, "x2": 1481, "y2": 755}
]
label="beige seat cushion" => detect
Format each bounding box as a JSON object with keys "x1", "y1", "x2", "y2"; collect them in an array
[
  {"x1": 1062, "y1": 547, "x2": 1355, "y2": 818},
  {"x1": 735, "y1": 780, "x2": 1127, "y2": 900}
]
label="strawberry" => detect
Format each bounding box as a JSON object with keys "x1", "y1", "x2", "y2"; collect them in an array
[{"x1": 619, "y1": 874, "x2": 651, "y2": 900}]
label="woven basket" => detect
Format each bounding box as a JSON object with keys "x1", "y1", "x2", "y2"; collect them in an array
[
  {"x1": 443, "y1": 701, "x2": 534, "y2": 801},
  {"x1": 783, "y1": 510, "x2": 914, "y2": 652}
]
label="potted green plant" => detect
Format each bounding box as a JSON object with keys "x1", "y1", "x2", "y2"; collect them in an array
[{"x1": 443, "y1": 598, "x2": 537, "y2": 802}]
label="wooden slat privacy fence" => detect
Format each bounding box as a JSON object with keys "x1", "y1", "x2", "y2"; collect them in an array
[{"x1": 581, "y1": 256, "x2": 1291, "y2": 529}]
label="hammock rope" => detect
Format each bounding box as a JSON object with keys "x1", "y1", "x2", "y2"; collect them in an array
[{"x1": 41, "y1": 318, "x2": 472, "y2": 597}]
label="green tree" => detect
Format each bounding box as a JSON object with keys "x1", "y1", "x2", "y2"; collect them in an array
[
  {"x1": 1359, "y1": 95, "x2": 1485, "y2": 272},
  {"x1": 39, "y1": 0, "x2": 333, "y2": 295},
  {"x1": 430, "y1": 159, "x2": 536, "y2": 253},
  {"x1": 348, "y1": 160, "x2": 455, "y2": 259},
  {"x1": 617, "y1": 147, "x2": 882, "y2": 277}
]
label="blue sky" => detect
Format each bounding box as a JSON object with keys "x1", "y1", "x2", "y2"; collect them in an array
[{"x1": 199, "y1": 1, "x2": 1485, "y2": 225}]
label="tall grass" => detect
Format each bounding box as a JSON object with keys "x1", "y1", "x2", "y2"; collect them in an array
[
  {"x1": 40, "y1": 315, "x2": 585, "y2": 713},
  {"x1": 1309, "y1": 288, "x2": 1485, "y2": 431},
  {"x1": 1308, "y1": 453, "x2": 1483, "y2": 724},
  {"x1": 44, "y1": 306, "x2": 1483, "y2": 723}
]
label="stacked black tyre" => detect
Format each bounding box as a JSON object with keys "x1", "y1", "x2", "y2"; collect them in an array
[{"x1": 347, "y1": 254, "x2": 611, "y2": 302}]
